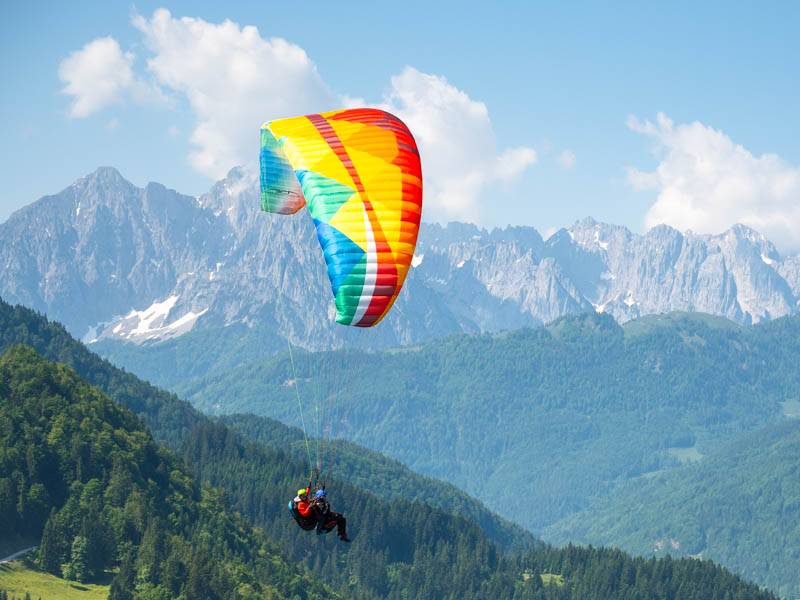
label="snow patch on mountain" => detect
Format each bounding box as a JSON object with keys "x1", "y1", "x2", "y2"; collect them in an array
[{"x1": 90, "y1": 295, "x2": 208, "y2": 343}]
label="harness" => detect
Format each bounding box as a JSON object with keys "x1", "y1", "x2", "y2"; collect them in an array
[{"x1": 289, "y1": 497, "x2": 317, "y2": 531}]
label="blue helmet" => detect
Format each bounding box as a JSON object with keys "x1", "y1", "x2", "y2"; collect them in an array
[{"x1": 316, "y1": 489, "x2": 327, "y2": 499}]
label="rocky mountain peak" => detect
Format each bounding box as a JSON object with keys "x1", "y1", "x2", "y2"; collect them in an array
[
  {"x1": 566, "y1": 217, "x2": 632, "y2": 254},
  {"x1": 717, "y1": 223, "x2": 780, "y2": 260},
  {"x1": 82, "y1": 165, "x2": 127, "y2": 182},
  {"x1": 1, "y1": 167, "x2": 799, "y2": 348},
  {"x1": 73, "y1": 166, "x2": 138, "y2": 199}
]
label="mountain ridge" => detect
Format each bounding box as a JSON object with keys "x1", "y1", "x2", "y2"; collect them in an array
[{"x1": 2, "y1": 167, "x2": 800, "y2": 353}]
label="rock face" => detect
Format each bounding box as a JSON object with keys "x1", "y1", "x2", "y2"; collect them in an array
[{"x1": 1, "y1": 167, "x2": 798, "y2": 349}]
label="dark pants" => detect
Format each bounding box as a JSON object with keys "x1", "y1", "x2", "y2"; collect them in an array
[{"x1": 317, "y1": 511, "x2": 347, "y2": 537}]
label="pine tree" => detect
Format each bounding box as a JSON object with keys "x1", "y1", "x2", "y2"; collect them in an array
[
  {"x1": 108, "y1": 551, "x2": 135, "y2": 600},
  {"x1": 37, "y1": 508, "x2": 66, "y2": 575},
  {"x1": 63, "y1": 535, "x2": 89, "y2": 583}
]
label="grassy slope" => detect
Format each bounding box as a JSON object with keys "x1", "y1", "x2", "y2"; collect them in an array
[{"x1": 0, "y1": 561, "x2": 111, "y2": 600}]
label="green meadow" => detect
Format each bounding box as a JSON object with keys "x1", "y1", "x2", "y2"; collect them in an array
[{"x1": 0, "y1": 561, "x2": 111, "y2": 600}]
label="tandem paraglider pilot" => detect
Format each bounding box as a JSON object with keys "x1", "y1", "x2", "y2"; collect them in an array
[
  {"x1": 267, "y1": 108, "x2": 420, "y2": 548},
  {"x1": 290, "y1": 487, "x2": 350, "y2": 542}
]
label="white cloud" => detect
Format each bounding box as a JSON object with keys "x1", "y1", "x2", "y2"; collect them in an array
[
  {"x1": 132, "y1": 9, "x2": 337, "y2": 179},
  {"x1": 59, "y1": 35, "x2": 167, "y2": 118},
  {"x1": 59, "y1": 37, "x2": 134, "y2": 117},
  {"x1": 557, "y1": 150, "x2": 576, "y2": 170},
  {"x1": 379, "y1": 67, "x2": 537, "y2": 223},
  {"x1": 628, "y1": 112, "x2": 800, "y2": 253},
  {"x1": 61, "y1": 12, "x2": 536, "y2": 225}
]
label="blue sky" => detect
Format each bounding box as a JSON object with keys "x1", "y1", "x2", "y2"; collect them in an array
[{"x1": 3, "y1": 1, "x2": 800, "y2": 250}]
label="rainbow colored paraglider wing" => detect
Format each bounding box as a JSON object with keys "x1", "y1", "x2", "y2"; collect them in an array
[{"x1": 260, "y1": 108, "x2": 422, "y2": 327}]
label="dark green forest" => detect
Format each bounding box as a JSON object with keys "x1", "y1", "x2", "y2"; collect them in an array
[
  {"x1": 0, "y1": 301, "x2": 204, "y2": 450},
  {"x1": 0, "y1": 297, "x2": 531, "y2": 552},
  {"x1": 93, "y1": 307, "x2": 800, "y2": 595},
  {"x1": 545, "y1": 418, "x2": 800, "y2": 598},
  {"x1": 0, "y1": 344, "x2": 780, "y2": 599},
  {"x1": 0, "y1": 345, "x2": 332, "y2": 599},
  {"x1": 103, "y1": 310, "x2": 800, "y2": 533},
  {"x1": 215, "y1": 412, "x2": 534, "y2": 553},
  {"x1": 0, "y1": 304, "x2": 788, "y2": 598}
]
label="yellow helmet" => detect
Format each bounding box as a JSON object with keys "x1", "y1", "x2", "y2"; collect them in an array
[{"x1": 297, "y1": 488, "x2": 308, "y2": 498}]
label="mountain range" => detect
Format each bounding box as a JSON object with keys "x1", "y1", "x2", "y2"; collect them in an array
[
  {"x1": 4, "y1": 167, "x2": 800, "y2": 596},
  {"x1": 2, "y1": 167, "x2": 800, "y2": 354}
]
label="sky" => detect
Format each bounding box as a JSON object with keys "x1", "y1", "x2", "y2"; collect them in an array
[{"x1": 2, "y1": 1, "x2": 800, "y2": 252}]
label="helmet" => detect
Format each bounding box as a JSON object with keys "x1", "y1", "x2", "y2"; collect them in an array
[
  {"x1": 297, "y1": 488, "x2": 308, "y2": 498},
  {"x1": 316, "y1": 489, "x2": 327, "y2": 499}
]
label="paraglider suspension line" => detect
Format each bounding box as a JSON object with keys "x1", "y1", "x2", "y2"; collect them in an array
[{"x1": 287, "y1": 338, "x2": 314, "y2": 481}]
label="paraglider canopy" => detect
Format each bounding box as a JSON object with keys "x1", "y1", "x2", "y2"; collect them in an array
[{"x1": 260, "y1": 108, "x2": 423, "y2": 327}]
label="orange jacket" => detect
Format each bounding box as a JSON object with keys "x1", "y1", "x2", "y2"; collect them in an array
[{"x1": 297, "y1": 500, "x2": 312, "y2": 517}]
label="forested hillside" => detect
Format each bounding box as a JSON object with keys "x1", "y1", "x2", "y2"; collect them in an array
[
  {"x1": 0, "y1": 301, "x2": 203, "y2": 450},
  {"x1": 1, "y1": 298, "x2": 789, "y2": 598},
  {"x1": 0, "y1": 344, "x2": 781, "y2": 599},
  {"x1": 0, "y1": 345, "x2": 332, "y2": 599},
  {"x1": 179, "y1": 420, "x2": 532, "y2": 599},
  {"x1": 0, "y1": 297, "x2": 532, "y2": 552},
  {"x1": 544, "y1": 418, "x2": 800, "y2": 598},
  {"x1": 216, "y1": 413, "x2": 533, "y2": 552},
  {"x1": 131, "y1": 311, "x2": 800, "y2": 532},
  {"x1": 69, "y1": 295, "x2": 800, "y2": 594}
]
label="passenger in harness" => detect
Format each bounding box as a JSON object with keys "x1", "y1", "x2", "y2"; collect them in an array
[{"x1": 289, "y1": 488, "x2": 316, "y2": 530}]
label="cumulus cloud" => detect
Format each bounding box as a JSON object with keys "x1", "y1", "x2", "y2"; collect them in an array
[
  {"x1": 132, "y1": 9, "x2": 337, "y2": 179},
  {"x1": 628, "y1": 112, "x2": 800, "y2": 253},
  {"x1": 59, "y1": 37, "x2": 135, "y2": 117},
  {"x1": 59, "y1": 36, "x2": 166, "y2": 118},
  {"x1": 130, "y1": 13, "x2": 536, "y2": 220},
  {"x1": 379, "y1": 67, "x2": 537, "y2": 223},
  {"x1": 61, "y1": 11, "x2": 536, "y2": 224}
]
